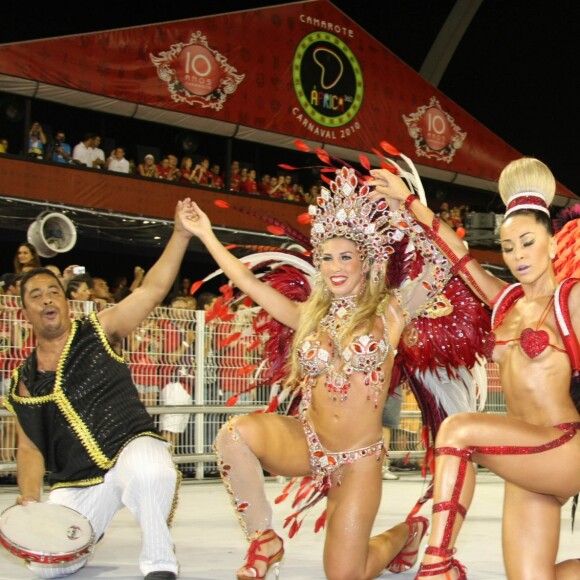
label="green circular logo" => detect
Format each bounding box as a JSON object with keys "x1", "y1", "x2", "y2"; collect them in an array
[{"x1": 293, "y1": 32, "x2": 363, "y2": 128}]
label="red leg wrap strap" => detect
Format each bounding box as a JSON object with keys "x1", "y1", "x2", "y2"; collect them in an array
[
  {"x1": 433, "y1": 501, "x2": 467, "y2": 519},
  {"x1": 471, "y1": 426, "x2": 578, "y2": 455},
  {"x1": 431, "y1": 446, "x2": 472, "y2": 552},
  {"x1": 425, "y1": 546, "x2": 455, "y2": 559},
  {"x1": 434, "y1": 446, "x2": 474, "y2": 460}
]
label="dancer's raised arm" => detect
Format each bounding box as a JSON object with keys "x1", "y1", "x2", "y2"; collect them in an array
[
  {"x1": 369, "y1": 169, "x2": 505, "y2": 305},
  {"x1": 184, "y1": 201, "x2": 300, "y2": 329}
]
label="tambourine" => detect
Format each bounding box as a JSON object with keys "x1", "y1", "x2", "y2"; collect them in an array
[{"x1": 0, "y1": 502, "x2": 95, "y2": 564}]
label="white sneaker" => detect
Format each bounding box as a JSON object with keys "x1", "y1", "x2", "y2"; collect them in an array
[{"x1": 382, "y1": 468, "x2": 399, "y2": 480}]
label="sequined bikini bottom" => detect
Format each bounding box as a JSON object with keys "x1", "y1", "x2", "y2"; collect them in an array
[{"x1": 299, "y1": 411, "x2": 384, "y2": 489}]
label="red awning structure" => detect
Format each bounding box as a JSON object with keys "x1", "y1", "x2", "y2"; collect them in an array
[{"x1": 0, "y1": 0, "x2": 575, "y2": 206}]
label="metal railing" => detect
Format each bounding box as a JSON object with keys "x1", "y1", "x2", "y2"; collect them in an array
[{"x1": 0, "y1": 295, "x2": 505, "y2": 478}]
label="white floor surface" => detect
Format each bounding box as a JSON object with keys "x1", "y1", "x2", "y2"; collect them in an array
[{"x1": 0, "y1": 471, "x2": 578, "y2": 579}]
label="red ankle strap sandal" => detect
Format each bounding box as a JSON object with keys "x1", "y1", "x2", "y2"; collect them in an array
[
  {"x1": 387, "y1": 516, "x2": 429, "y2": 573},
  {"x1": 416, "y1": 547, "x2": 467, "y2": 578},
  {"x1": 237, "y1": 529, "x2": 284, "y2": 579}
]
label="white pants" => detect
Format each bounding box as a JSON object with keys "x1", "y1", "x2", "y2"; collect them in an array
[{"x1": 29, "y1": 437, "x2": 179, "y2": 578}]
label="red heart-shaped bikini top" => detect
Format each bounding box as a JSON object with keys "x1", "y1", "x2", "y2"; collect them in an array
[{"x1": 520, "y1": 327, "x2": 550, "y2": 359}]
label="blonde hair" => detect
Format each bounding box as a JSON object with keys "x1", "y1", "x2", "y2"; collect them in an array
[
  {"x1": 285, "y1": 256, "x2": 389, "y2": 388},
  {"x1": 498, "y1": 157, "x2": 556, "y2": 208}
]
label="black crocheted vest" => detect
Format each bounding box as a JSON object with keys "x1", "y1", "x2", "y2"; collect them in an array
[{"x1": 6, "y1": 313, "x2": 162, "y2": 488}]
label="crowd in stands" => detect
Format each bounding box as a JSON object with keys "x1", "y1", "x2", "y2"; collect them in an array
[
  {"x1": 2, "y1": 122, "x2": 479, "y2": 223},
  {"x1": 0, "y1": 122, "x2": 323, "y2": 205},
  {"x1": 438, "y1": 201, "x2": 470, "y2": 231},
  {"x1": 2, "y1": 241, "x2": 201, "y2": 310}
]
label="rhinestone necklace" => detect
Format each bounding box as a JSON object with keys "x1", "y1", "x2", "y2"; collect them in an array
[{"x1": 319, "y1": 295, "x2": 358, "y2": 401}]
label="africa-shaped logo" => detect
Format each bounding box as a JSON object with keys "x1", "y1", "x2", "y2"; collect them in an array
[
  {"x1": 403, "y1": 97, "x2": 466, "y2": 164},
  {"x1": 293, "y1": 32, "x2": 363, "y2": 128},
  {"x1": 151, "y1": 31, "x2": 245, "y2": 111}
]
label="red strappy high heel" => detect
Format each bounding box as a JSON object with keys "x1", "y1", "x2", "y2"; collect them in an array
[
  {"x1": 387, "y1": 515, "x2": 429, "y2": 573},
  {"x1": 415, "y1": 547, "x2": 467, "y2": 578},
  {"x1": 237, "y1": 529, "x2": 284, "y2": 579}
]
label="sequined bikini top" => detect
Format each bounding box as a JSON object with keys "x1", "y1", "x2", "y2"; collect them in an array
[
  {"x1": 298, "y1": 331, "x2": 390, "y2": 377},
  {"x1": 297, "y1": 295, "x2": 392, "y2": 408}
]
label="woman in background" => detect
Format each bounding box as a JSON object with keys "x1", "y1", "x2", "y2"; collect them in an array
[{"x1": 13, "y1": 242, "x2": 41, "y2": 274}]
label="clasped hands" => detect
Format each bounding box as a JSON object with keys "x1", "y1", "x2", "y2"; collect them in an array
[{"x1": 175, "y1": 199, "x2": 211, "y2": 242}]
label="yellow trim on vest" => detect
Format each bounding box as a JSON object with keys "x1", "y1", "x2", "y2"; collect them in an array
[
  {"x1": 51, "y1": 319, "x2": 113, "y2": 469},
  {"x1": 9, "y1": 314, "x2": 162, "y2": 478},
  {"x1": 9, "y1": 365, "x2": 56, "y2": 406},
  {"x1": 51, "y1": 476, "x2": 105, "y2": 490},
  {"x1": 48, "y1": 433, "x2": 167, "y2": 490},
  {"x1": 88, "y1": 311, "x2": 125, "y2": 363}
]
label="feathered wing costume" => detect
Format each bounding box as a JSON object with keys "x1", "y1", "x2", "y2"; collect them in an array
[
  {"x1": 552, "y1": 203, "x2": 580, "y2": 526},
  {"x1": 553, "y1": 204, "x2": 580, "y2": 282},
  {"x1": 192, "y1": 140, "x2": 491, "y2": 534},
  {"x1": 552, "y1": 204, "x2": 580, "y2": 416}
]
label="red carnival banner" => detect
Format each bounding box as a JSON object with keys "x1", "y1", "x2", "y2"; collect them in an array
[{"x1": 0, "y1": 0, "x2": 575, "y2": 199}]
